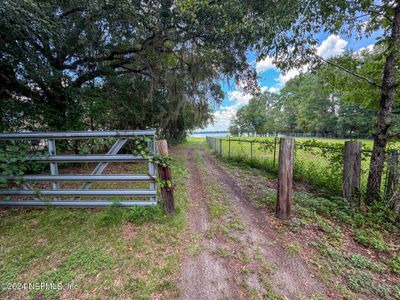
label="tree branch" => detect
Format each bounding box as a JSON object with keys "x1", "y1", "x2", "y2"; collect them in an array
[
  {"x1": 316, "y1": 55, "x2": 382, "y2": 89},
  {"x1": 117, "y1": 66, "x2": 152, "y2": 78},
  {"x1": 64, "y1": 33, "x2": 159, "y2": 70},
  {"x1": 58, "y1": 7, "x2": 84, "y2": 19},
  {"x1": 389, "y1": 132, "x2": 400, "y2": 139}
]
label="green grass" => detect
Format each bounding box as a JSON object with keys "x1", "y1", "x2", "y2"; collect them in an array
[
  {"x1": 0, "y1": 147, "x2": 190, "y2": 299},
  {"x1": 346, "y1": 271, "x2": 390, "y2": 298},
  {"x1": 389, "y1": 256, "x2": 400, "y2": 274},
  {"x1": 205, "y1": 136, "x2": 399, "y2": 198},
  {"x1": 349, "y1": 254, "x2": 387, "y2": 272},
  {"x1": 204, "y1": 136, "x2": 400, "y2": 299},
  {"x1": 315, "y1": 241, "x2": 394, "y2": 298},
  {"x1": 289, "y1": 191, "x2": 397, "y2": 298},
  {"x1": 233, "y1": 174, "x2": 397, "y2": 299},
  {"x1": 286, "y1": 242, "x2": 301, "y2": 255},
  {"x1": 210, "y1": 136, "x2": 400, "y2": 149},
  {"x1": 354, "y1": 228, "x2": 388, "y2": 251}
]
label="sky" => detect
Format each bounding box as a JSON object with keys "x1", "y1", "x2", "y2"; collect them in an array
[{"x1": 202, "y1": 32, "x2": 380, "y2": 132}]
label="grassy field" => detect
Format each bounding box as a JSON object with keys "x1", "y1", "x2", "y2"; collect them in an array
[
  {"x1": 213, "y1": 136, "x2": 400, "y2": 149},
  {"x1": 0, "y1": 146, "x2": 191, "y2": 300},
  {"x1": 205, "y1": 136, "x2": 400, "y2": 197}
]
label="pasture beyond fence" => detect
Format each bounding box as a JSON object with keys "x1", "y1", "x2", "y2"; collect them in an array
[
  {"x1": 206, "y1": 136, "x2": 399, "y2": 205},
  {"x1": 0, "y1": 130, "x2": 157, "y2": 207}
]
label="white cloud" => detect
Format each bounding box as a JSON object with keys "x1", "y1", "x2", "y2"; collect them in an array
[
  {"x1": 256, "y1": 56, "x2": 276, "y2": 73},
  {"x1": 205, "y1": 105, "x2": 239, "y2": 131},
  {"x1": 316, "y1": 34, "x2": 347, "y2": 59},
  {"x1": 228, "y1": 90, "x2": 253, "y2": 106},
  {"x1": 276, "y1": 35, "x2": 347, "y2": 85},
  {"x1": 356, "y1": 44, "x2": 374, "y2": 55},
  {"x1": 269, "y1": 87, "x2": 279, "y2": 94},
  {"x1": 261, "y1": 85, "x2": 279, "y2": 94},
  {"x1": 205, "y1": 88, "x2": 254, "y2": 131},
  {"x1": 277, "y1": 68, "x2": 301, "y2": 85},
  {"x1": 205, "y1": 35, "x2": 349, "y2": 131}
]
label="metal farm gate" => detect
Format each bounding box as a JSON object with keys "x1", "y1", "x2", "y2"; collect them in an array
[{"x1": 0, "y1": 130, "x2": 157, "y2": 207}]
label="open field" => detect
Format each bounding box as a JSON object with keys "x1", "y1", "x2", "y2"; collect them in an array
[
  {"x1": 208, "y1": 136, "x2": 400, "y2": 149},
  {"x1": 205, "y1": 136, "x2": 400, "y2": 197}
]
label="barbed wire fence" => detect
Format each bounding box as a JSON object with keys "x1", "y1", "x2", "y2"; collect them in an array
[{"x1": 206, "y1": 136, "x2": 399, "y2": 205}]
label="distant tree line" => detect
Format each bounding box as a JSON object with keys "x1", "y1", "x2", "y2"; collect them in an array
[{"x1": 230, "y1": 47, "x2": 400, "y2": 139}]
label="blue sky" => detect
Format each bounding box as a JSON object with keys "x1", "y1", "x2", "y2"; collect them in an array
[{"x1": 203, "y1": 32, "x2": 381, "y2": 132}]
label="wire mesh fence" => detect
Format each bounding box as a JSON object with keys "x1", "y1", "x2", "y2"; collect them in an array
[{"x1": 206, "y1": 136, "x2": 399, "y2": 202}]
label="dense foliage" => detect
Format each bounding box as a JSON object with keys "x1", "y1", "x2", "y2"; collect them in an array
[
  {"x1": 0, "y1": 0, "x2": 262, "y2": 143},
  {"x1": 230, "y1": 48, "x2": 400, "y2": 137}
]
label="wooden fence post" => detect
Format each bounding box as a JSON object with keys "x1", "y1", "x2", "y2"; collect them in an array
[
  {"x1": 156, "y1": 139, "x2": 169, "y2": 156},
  {"x1": 219, "y1": 139, "x2": 222, "y2": 159},
  {"x1": 276, "y1": 138, "x2": 294, "y2": 219},
  {"x1": 273, "y1": 135, "x2": 278, "y2": 167},
  {"x1": 385, "y1": 150, "x2": 399, "y2": 203},
  {"x1": 228, "y1": 137, "x2": 231, "y2": 158},
  {"x1": 343, "y1": 141, "x2": 362, "y2": 206},
  {"x1": 156, "y1": 140, "x2": 175, "y2": 215}
]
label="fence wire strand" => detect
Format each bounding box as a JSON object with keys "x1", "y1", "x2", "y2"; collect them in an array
[{"x1": 206, "y1": 136, "x2": 399, "y2": 201}]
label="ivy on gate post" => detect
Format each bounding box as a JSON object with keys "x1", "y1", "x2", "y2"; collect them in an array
[{"x1": 151, "y1": 140, "x2": 175, "y2": 215}]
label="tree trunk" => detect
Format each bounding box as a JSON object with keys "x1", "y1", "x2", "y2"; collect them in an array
[{"x1": 366, "y1": 3, "x2": 400, "y2": 204}]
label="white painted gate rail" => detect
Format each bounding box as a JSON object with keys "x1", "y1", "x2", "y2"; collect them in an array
[{"x1": 0, "y1": 130, "x2": 157, "y2": 207}]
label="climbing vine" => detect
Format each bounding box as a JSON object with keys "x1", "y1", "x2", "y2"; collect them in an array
[
  {"x1": 0, "y1": 142, "x2": 44, "y2": 188},
  {"x1": 132, "y1": 136, "x2": 152, "y2": 157},
  {"x1": 149, "y1": 154, "x2": 174, "y2": 189}
]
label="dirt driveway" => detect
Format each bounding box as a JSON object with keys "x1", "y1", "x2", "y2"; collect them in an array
[{"x1": 178, "y1": 144, "x2": 332, "y2": 300}]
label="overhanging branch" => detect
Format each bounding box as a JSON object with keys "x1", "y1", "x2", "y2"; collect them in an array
[
  {"x1": 58, "y1": 7, "x2": 84, "y2": 19},
  {"x1": 316, "y1": 55, "x2": 382, "y2": 89},
  {"x1": 389, "y1": 132, "x2": 400, "y2": 139}
]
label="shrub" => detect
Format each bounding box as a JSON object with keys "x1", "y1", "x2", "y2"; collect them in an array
[
  {"x1": 354, "y1": 229, "x2": 388, "y2": 251},
  {"x1": 0, "y1": 142, "x2": 45, "y2": 188},
  {"x1": 389, "y1": 256, "x2": 400, "y2": 274}
]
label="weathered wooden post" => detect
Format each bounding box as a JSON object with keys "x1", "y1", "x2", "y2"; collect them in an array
[
  {"x1": 156, "y1": 139, "x2": 169, "y2": 156},
  {"x1": 250, "y1": 141, "x2": 253, "y2": 159},
  {"x1": 228, "y1": 137, "x2": 231, "y2": 158},
  {"x1": 273, "y1": 135, "x2": 278, "y2": 167},
  {"x1": 156, "y1": 140, "x2": 175, "y2": 215},
  {"x1": 276, "y1": 138, "x2": 294, "y2": 219},
  {"x1": 219, "y1": 139, "x2": 222, "y2": 159},
  {"x1": 343, "y1": 141, "x2": 362, "y2": 206},
  {"x1": 385, "y1": 150, "x2": 399, "y2": 203}
]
